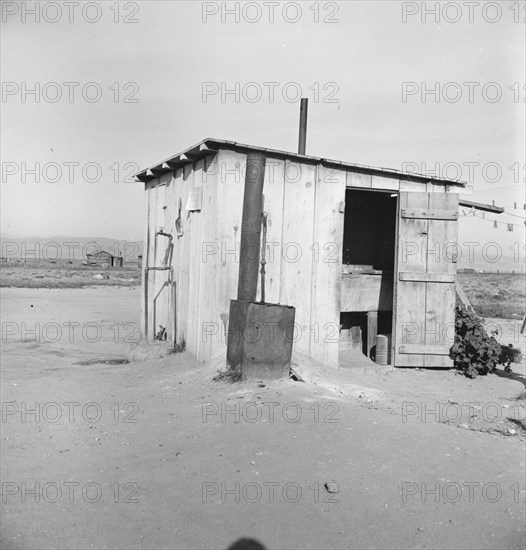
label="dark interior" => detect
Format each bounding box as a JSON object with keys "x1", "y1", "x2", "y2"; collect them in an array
[
  {"x1": 342, "y1": 189, "x2": 397, "y2": 270},
  {"x1": 340, "y1": 190, "x2": 397, "y2": 360},
  {"x1": 340, "y1": 311, "x2": 393, "y2": 356}
]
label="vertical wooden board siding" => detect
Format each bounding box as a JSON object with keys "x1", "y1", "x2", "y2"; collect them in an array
[
  {"x1": 424, "y1": 193, "x2": 458, "y2": 367},
  {"x1": 178, "y1": 165, "x2": 193, "y2": 350},
  {"x1": 391, "y1": 193, "x2": 400, "y2": 365},
  {"x1": 146, "y1": 182, "x2": 158, "y2": 338},
  {"x1": 188, "y1": 159, "x2": 205, "y2": 361},
  {"x1": 371, "y1": 175, "x2": 400, "y2": 191},
  {"x1": 310, "y1": 165, "x2": 346, "y2": 367},
  {"x1": 171, "y1": 168, "x2": 185, "y2": 346},
  {"x1": 150, "y1": 182, "x2": 160, "y2": 339},
  {"x1": 152, "y1": 183, "x2": 165, "y2": 338},
  {"x1": 214, "y1": 150, "x2": 245, "y2": 349},
  {"x1": 400, "y1": 180, "x2": 425, "y2": 193},
  {"x1": 197, "y1": 156, "x2": 219, "y2": 362},
  {"x1": 391, "y1": 189, "x2": 401, "y2": 365},
  {"x1": 393, "y1": 192, "x2": 429, "y2": 367},
  {"x1": 346, "y1": 171, "x2": 372, "y2": 188},
  {"x1": 151, "y1": 182, "x2": 161, "y2": 339},
  {"x1": 153, "y1": 180, "x2": 170, "y2": 343},
  {"x1": 164, "y1": 172, "x2": 177, "y2": 344},
  {"x1": 184, "y1": 164, "x2": 197, "y2": 355},
  {"x1": 255, "y1": 157, "x2": 285, "y2": 305},
  {"x1": 280, "y1": 159, "x2": 316, "y2": 356},
  {"x1": 185, "y1": 163, "x2": 203, "y2": 356},
  {"x1": 430, "y1": 183, "x2": 446, "y2": 194},
  {"x1": 203, "y1": 154, "x2": 228, "y2": 361},
  {"x1": 140, "y1": 182, "x2": 152, "y2": 339},
  {"x1": 145, "y1": 183, "x2": 153, "y2": 337}
]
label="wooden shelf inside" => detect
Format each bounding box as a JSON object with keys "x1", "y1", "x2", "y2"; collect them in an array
[{"x1": 341, "y1": 269, "x2": 393, "y2": 312}]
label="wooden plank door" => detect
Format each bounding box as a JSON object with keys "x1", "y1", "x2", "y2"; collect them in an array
[{"x1": 392, "y1": 191, "x2": 459, "y2": 367}]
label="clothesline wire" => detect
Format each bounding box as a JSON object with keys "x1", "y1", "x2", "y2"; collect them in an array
[
  {"x1": 461, "y1": 209, "x2": 526, "y2": 229},
  {"x1": 501, "y1": 211, "x2": 526, "y2": 220}
]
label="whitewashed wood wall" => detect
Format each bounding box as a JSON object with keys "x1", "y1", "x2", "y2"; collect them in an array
[{"x1": 141, "y1": 149, "x2": 459, "y2": 367}]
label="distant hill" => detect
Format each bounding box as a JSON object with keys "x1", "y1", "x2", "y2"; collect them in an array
[{"x1": 0, "y1": 235, "x2": 143, "y2": 262}]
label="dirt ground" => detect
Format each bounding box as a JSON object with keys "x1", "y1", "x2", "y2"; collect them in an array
[{"x1": 1, "y1": 287, "x2": 525, "y2": 550}]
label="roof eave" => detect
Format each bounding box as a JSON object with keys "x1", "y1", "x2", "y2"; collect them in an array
[{"x1": 134, "y1": 138, "x2": 467, "y2": 188}]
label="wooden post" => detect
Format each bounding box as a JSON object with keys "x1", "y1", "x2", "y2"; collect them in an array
[
  {"x1": 237, "y1": 153, "x2": 266, "y2": 302},
  {"x1": 350, "y1": 327, "x2": 362, "y2": 352},
  {"x1": 366, "y1": 311, "x2": 378, "y2": 358}
]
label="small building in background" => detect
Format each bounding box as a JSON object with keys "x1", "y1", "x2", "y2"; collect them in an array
[{"x1": 86, "y1": 250, "x2": 123, "y2": 268}]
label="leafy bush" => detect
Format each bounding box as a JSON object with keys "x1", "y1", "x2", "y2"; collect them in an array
[{"x1": 449, "y1": 305, "x2": 522, "y2": 378}]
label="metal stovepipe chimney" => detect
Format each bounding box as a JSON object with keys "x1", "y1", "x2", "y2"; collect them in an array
[
  {"x1": 237, "y1": 152, "x2": 266, "y2": 302},
  {"x1": 298, "y1": 98, "x2": 308, "y2": 155}
]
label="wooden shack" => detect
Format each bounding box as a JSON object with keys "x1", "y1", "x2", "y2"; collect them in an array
[
  {"x1": 86, "y1": 250, "x2": 123, "y2": 268},
  {"x1": 136, "y1": 138, "x2": 473, "y2": 368}
]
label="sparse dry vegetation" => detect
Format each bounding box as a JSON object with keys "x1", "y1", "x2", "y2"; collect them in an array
[
  {"x1": 213, "y1": 365, "x2": 246, "y2": 383},
  {"x1": 457, "y1": 272, "x2": 525, "y2": 319},
  {"x1": 0, "y1": 259, "x2": 141, "y2": 288}
]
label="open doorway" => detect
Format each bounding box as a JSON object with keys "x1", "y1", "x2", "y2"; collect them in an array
[
  {"x1": 342, "y1": 189, "x2": 396, "y2": 270},
  {"x1": 340, "y1": 189, "x2": 397, "y2": 362}
]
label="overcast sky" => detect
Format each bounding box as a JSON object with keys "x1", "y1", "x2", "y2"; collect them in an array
[{"x1": 1, "y1": 0, "x2": 524, "y2": 268}]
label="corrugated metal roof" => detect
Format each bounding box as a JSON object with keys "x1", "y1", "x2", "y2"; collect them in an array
[{"x1": 134, "y1": 137, "x2": 467, "y2": 188}]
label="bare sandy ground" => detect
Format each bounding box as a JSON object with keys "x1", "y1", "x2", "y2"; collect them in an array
[{"x1": 1, "y1": 287, "x2": 525, "y2": 550}]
